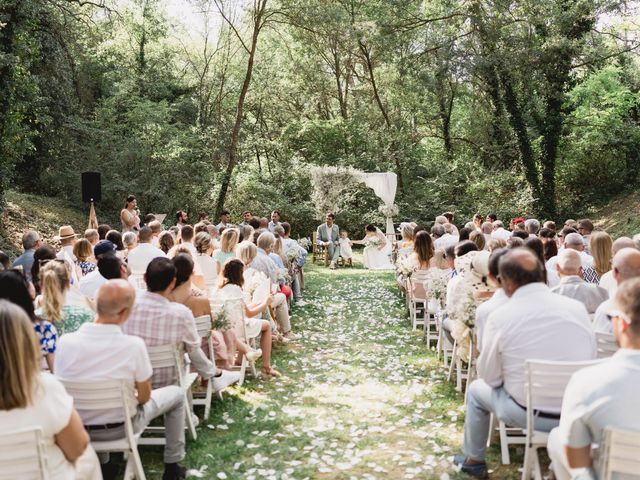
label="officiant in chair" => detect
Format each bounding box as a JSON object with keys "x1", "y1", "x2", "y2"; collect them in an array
[{"x1": 315, "y1": 213, "x2": 341, "y2": 269}]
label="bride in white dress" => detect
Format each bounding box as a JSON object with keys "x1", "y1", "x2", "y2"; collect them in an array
[{"x1": 353, "y1": 224, "x2": 395, "y2": 270}]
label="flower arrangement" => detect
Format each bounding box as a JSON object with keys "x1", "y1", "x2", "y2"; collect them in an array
[
  {"x1": 310, "y1": 166, "x2": 363, "y2": 216},
  {"x1": 365, "y1": 236, "x2": 381, "y2": 248},
  {"x1": 425, "y1": 269, "x2": 449, "y2": 301},
  {"x1": 286, "y1": 244, "x2": 302, "y2": 262},
  {"x1": 450, "y1": 291, "x2": 479, "y2": 361},
  {"x1": 277, "y1": 267, "x2": 291, "y2": 284},
  {"x1": 378, "y1": 204, "x2": 399, "y2": 218},
  {"x1": 297, "y1": 237, "x2": 312, "y2": 250},
  {"x1": 396, "y1": 255, "x2": 418, "y2": 277},
  {"x1": 210, "y1": 302, "x2": 232, "y2": 331}
]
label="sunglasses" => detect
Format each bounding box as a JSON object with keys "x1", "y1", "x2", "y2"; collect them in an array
[{"x1": 606, "y1": 309, "x2": 633, "y2": 326}]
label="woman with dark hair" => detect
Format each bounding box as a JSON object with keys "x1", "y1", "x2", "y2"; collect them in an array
[
  {"x1": 158, "y1": 230, "x2": 175, "y2": 254},
  {"x1": 411, "y1": 231, "x2": 436, "y2": 299},
  {"x1": 458, "y1": 227, "x2": 473, "y2": 242},
  {"x1": 106, "y1": 230, "x2": 126, "y2": 260},
  {"x1": 524, "y1": 237, "x2": 548, "y2": 284},
  {"x1": 217, "y1": 259, "x2": 279, "y2": 377},
  {"x1": 0, "y1": 251, "x2": 9, "y2": 270},
  {"x1": 120, "y1": 194, "x2": 140, "y2": 233},
  {"x1": 353, "y1": 224, "x2": 394, "y2": 270},
  {"x1": 543, "y1": 240, "x2": 558, "y2": 263},
  {"x1": 0, "y1": 270, "x2": 57, "y2": 371},
  {"x1": 31, "y1": 245, "x2": 57, "y2": 295}
]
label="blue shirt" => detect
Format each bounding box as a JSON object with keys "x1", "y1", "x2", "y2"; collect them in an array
[{"x1": 12, "y1": 249, "x2": 35, "y2": 282}]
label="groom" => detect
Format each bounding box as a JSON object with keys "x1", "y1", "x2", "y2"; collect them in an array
[{"x1": 316, "y1": 213, "x2": 341, "y2": 269}]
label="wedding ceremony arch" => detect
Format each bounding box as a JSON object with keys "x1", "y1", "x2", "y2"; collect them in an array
[{"x1": 310, "y1": 166, "x2": 399, "y2": 240}]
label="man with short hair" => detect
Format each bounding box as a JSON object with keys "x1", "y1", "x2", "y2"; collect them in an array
[
  {"x1": 79, "y1": 251, "x2": 128, "y2": 300},
  {"x1": 216, "y1": 210, "x2": 231, "y2": 231},
  {"x1": 480, "y1": 222, "x2": 493, "y2": 245},
  {"x1": 175, "y1": 211, "x2": 188, "y2": 230},
  {"x1": 148, "y1": 220, "x2": 162, "y2": 247},
  {"x1": 577, "y1": 218, "x2": 594, "y2": 253},
  {"x1": 454, "y1": 250, "x2": 596, "y2": 478},
  {"x1": 55, "y1": 280, "x2": 188, "y2": 480},
  {"x1": 127, "y1": 227, "x2": 167, "y2": 279},
  {"x1": 97, "y1": 224, "x2": 111, "y2": 240},
  {"x1": 198, "y1": 212, "x2": 209, "y2": 222},
  {"x1": 268, "y1": 211, "x2": 281, "y2": 233},
  {"x1": 593, "y1": 248, "x2": 640, "y2": 333},
  {"x1": 253, "y1": 232, "x2": 294, "y2": 337},
  {"x1": 84, "y1": 229, "x2": 99, "y2": 247},
  {"x1": 547, "y1": 278, "x2": 640, "y2": 480},
  {"x1": 491, "y1": 220, "x2": 512, "y2": 241},
  {"x1": 543, "y1": 220, "x2": 557, "y2": 231},
  {"x1": 524, "y1": 218, "x2": 540, "y2": 238},
  {"x1": 546, "y1": 232, "x2": 594, "y2": 287},
  {"x1": 475, "y1": 248, "x2": 510, "y2": 351},
  {"x1": 551, "y1": 249, "x2": 608, "y2": 315},
  {"x1": 123, "y1": 258, "x2": 219, "y2": 388},
  {"x1": 316, "y1": 213, "x2": 341, "y2": 269},
  {"x1": 434, "y1": 224, "x2": 458, "y2": 250},
  {"x1": 599, "y1": 237, "x2": 638, "y2": 297},
  {"x1": 239, "y1": 210, "x2": 253, "y2": 227},
  {"x1": 12, "y1": 230, "x2": 42, "y2": 282}
]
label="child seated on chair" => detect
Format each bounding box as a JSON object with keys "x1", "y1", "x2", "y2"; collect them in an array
[{"x1": 339, "y1": 230, "x2": 354, "y2": 261}]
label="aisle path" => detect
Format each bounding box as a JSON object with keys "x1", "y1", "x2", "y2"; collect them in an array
[{"x1": 146, "y1": 265, "x2": 468, "y2": 479}]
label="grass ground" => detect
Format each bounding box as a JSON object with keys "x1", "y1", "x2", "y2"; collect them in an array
[{"x1": 139, "y1": 258, "x2": 523, "y2": 480}]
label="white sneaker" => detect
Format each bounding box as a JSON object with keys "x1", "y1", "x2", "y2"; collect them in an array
[
  {"x1": 295, "y1": 299, "x2": 307, "y2": 307},
  {"x1": 211, "y1": 370, "x2": 242, "y2": 392},
  {"x1": 246, "y1": 349, "x2": 262, "y2": 362}
]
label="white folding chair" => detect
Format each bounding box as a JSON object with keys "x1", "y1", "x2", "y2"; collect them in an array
[
  {"x1": 596, "y1": 331, "x2": 618, "y2": 358},
  {"x1": 522, "y1": 359, "x2": 601, "y2": 480},
  {"x1": 487, "y1": 415, "x2": 527, "y2": 465},
  {"x1": 435, "y1": 311, "x2": 454, "y2": 367},
  {"x1": 60, "y1": 379, "x2": 145, "y2": 480},
  {"x1": 407, "y1": 277, "x2": 427, "y2": 330},
  {"x1": 192, "y1": 314, "x2": 217, "y2": 418},
  {"x1": 141, "y1": 344, "x2": 198, "y2": 445},
  {"x1": 600, "y1": 427, "x2": 640, "y2": 480},
  {"x1": 0, "y1": 427, "x2": 49, "y2": 480}
]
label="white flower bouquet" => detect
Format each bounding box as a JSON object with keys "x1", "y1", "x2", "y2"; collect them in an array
[
  {"x1": 365, "y1": 236, "x2": 381, "y2": 248},
  {"x1": 286, "y1": 245, "x2": 302, "y2": 262},
  {"x1": 425, "y1": 269, "x2": 449, "y2": 301},
  {"x1": 451, "y1": 291, "x2": 479, "y2": 361},
  {"x1": 396, "y1": 255, "x2": 417, "y2": 277},
  {"x1": 210, "y1": 302, "x2": 232, "y2": 331},
  {"x1": 297, "y1": 237, "x2": 312, "y2": 250},
  {"x1": 277, "y1": 267, "x2": 291, "y2": 284},
  {"x1": 378, "y1": 204, "x2": 399, "y2": 217}
]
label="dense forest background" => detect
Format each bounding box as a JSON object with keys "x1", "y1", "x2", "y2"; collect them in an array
[{"x1": 2, "y1": 0, "x2": 640, "y2": 235}]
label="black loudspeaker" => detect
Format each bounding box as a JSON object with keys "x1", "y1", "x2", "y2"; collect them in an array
[{"x1": 81, "y1": 172, "x2": 101, "y2": 203}]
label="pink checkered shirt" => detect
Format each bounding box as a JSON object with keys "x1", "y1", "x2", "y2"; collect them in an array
[{"x1": 123, "y1": 291, "x2": 200, "y2": 388}]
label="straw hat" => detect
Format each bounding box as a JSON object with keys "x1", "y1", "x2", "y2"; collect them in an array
[
  {"x1": 467, "y1": 250, "x2": 496, "y2": 294},
  {"x1": 53, "y1": 225, "x2": 79, "y2": 241}
]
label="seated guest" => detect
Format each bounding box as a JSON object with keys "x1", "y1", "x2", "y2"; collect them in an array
[
  {"x1": 73, "y1": 238, "x2": 96, "y2": 277},
  {"x1": 216, "y1": 210, "x2": 231, "y2": 231},
  {"x1": 252, "y1": 232, "x2": 294, "y2": 338},
  {"x1": 127, "y1": 226, "x2": 167, "y2": 278},
  {"x1": 543, "y1": 220, "x2": 557, "y2": 231},
  {"x1": 31, "y1": 245, "x2": 57, "y2": 295},
  {"x1": 491, "y1": 220, "x2": 512, "y2": 241},
  {"x1": 475, "y1": 248, "x2": 509, "y2": 351},
  {"x1": 36, "y1": 260, "x2": 94, "y2": 334},
  {"x1": 577, "y1": 218, "x2": 594, "y2": 253},
  {"x1": 524, "y1": 218, "x2": 540, "y2": 237},
  {"x1": 410, "y1": 231, "x2": 435, "y2": 299},
  {"x1": 122, "y1": 231, "x2": 137, "y2": 258},
  {"x1": 271, "y1": 234, "x2": 293, "y2": 300},
  {"x1": 123, "y1": 258, "x2": 217, "y2": 388},
  {"x1": 469, "y1": 230, "x2": 486, "y2": 251},
  {"x1": 55, "y1": 280, "x2": 188, "y2": 480},
  {"x1": 593, "y1": 248, "x2": 640, "y2": 333},
  {"x1": 177, "y1": 225, "x2": 198, "y2": 260},
  {"x1": 480, "y1": 222, "x2": 493, "y2": 245},
  {"x1": 239, "y1": 210, "x2": 253, "y2": 227},
  {"x1": 281, "y1": 222, "x2": 307, "y2": 306},
  {"x1": 268, "y1": 210, "x2": 281, "y2": 232},
  {"x1": 546, "y1": 232, "x2": 594, "y2": 287},
  {"x1": 0, "y1": 270, "x2": 57, "y2": 371},
  {"x1": 551, "y1": 249, "x2": 608, "y2": 314},
  {"x1": 599, "y1": 236, "x2": 637, "y2": 297},
  {"x1": 194, "y1": 232, "x2": 218, "y2": 289},
  {"x1": 582, "y1": 231, "x2": 612, "y2": 284},
  {"x1": 214, "y1": 228, "x2": 239, "y2": 269},
  {"x1": 106, "y1": 230, "x2": 126, "y2": 261},
  {"x1": 97, "y1": 224, "x2": 111, "y2": 240},
  {"x1": 159, "y1": 230, "x2": 175, "y2": 255},
  {"x1": 84, "y1": 228, "x2": 99, "y2": 248},
  {"x1": 12, "y1": 230, "x2": 42, "y2": 282},
  {"x1": 0, "y1": 300, "x2": 99, "y2": 478},
  {"x1": 454, "y1": 249, "x2": 596, "y2": 478},
  {"x1": 217, "y1": 259, "x2": 278, "y2": 377},
  {"x1": 316, "y1": 213, "x2": 341, "y2": 269},
  {"x1": 54, "y1": 225, "x2": 80, "y2": 285},
  {"x1": 79, "y1": 252, "x2": 128, "y2": 300},
  {"x1": 547, "y1": 277, "x2": 640, "y2": 480},
  {"x1": 148, "y1": 220, "x2": 163, "y2": 247}
]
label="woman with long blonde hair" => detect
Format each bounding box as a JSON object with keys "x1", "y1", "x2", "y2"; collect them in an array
[
  {"x1": 36, "y1": 260, "x2": 93, "y2": 334},
  {"x1": 213, "y1": 228, "x2": 239, "y2": 269},
  {"x1": 0, "y1": 300, "x2": 98, "y2": 478},
  {"x1": 585, "y1": 231, "x2": 613, "y2": 283}
]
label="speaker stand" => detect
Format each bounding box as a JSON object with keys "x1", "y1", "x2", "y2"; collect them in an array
[{"x1": 87, "y1": 201, "x2": 98, "y2": 230}]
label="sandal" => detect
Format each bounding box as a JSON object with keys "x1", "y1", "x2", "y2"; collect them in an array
[{"x1": 261, "y1": 367, "x2": 281, "y2": 378}]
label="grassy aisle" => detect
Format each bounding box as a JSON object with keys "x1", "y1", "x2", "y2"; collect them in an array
[{"x1": 143, "y1": 260, "x2": 519, "y2": 479}]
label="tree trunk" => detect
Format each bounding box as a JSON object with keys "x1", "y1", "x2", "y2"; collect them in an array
[{"x1": 214, "y1": 0, "x2": 267, "y2": 217}]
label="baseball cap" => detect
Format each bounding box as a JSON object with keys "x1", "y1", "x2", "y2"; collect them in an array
[{"x1": 94, "y1": 240, "x2": 116, "y2": 258}]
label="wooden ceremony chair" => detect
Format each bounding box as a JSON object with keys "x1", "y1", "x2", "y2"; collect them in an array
[
  {"x1": 60, "y1": 379, "x2": 146, "y2": 480},
  {"x1": 312, "y1": 231, "x2": 329, "y2": 266},
  {"x1": 0, "y1": 427, "x2": 50, "y2": 480}
]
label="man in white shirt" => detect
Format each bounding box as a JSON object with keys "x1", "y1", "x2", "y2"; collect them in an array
[
  {"x1": 454, "y1": 249, "x2": 596, "y2": 478},
  {"x1": 593, "y1": 248, "x2": 640, "y2": 333},
  {"x1": 524, "y1": 218, "x2": 540, "y2": 238},
  {"x1": 148, "y1": 220, "x2": 162, "y2": 247},
  {"x1": 55, "y1": 280, "x2": 188, "y2": 480},
  {"x1": 127, "y1": 226, "x2": 167, "y2": 278},
  {"x1": 599, "y1": 237, "x2": 637, "y2": 297},
  {"x1": 547, "y1": 277, "x2": 640, "y2": 480},
  {"x1": 176, "y1": 225, "x2": 202, "y2": 275},
  {"x1": 475, "y1": 248, "x2": 509, "y2": 351},
  {"x1": 491, "y1": 220, "x2": 512, "y2": 241},
  {"x1": 432, "y1": 224, "x2": 458, "y2": 250},
  {"x1": 216, "y1": 210, "x2": 231, "y2": 231},
  {"x1": 551, "y1": 249, "x2": 608, "y2": 314},
  {"x1": 239, "y1": 210, "x2": 253, "y2": 227},
  {"x1": 267, "y1": 210, "x2": 281, "y2": 232},
  {"x1": 54, "y1": 225, "x2": 79, "y2": 284},
  {"x1": 546, "y1": 232, "x2": 594, "y2": 287},
  {"x1": 79, "y1": 249, "x2": 128, "y2": 300},
  {"x1": 175, "y1": 210, "x2": 188, "y2": 229}
]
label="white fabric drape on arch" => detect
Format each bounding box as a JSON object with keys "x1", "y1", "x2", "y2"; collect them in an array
[{"x1": 356, "y1": 172, "x2": 397, "y2": 239}]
